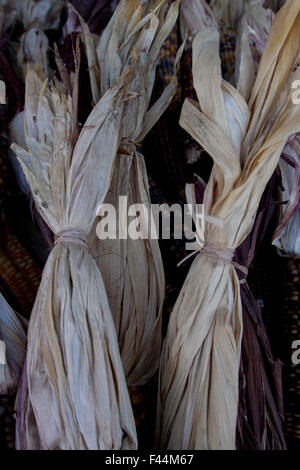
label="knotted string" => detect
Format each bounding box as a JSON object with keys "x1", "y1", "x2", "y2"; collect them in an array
[
  {"x1": 179, "y1": 184, "x2": 248, "y2": 284},
  {"x1": 119, "y1": 138, "x2": 142, "y2": 154},
  {"x1": 178, "y1": 242, "x2": 248, "y2": 284},
  {"x1": 54, "y1": 228, "x2": 89, "y2": 250}
]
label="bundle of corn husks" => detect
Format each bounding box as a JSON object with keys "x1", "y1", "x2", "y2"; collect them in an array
[
  {"x1": 157, "y1": 0, "x2": 300, "y2": 450},
  {"x1": 80, "y1": 0, "x2": 183, "y2": 387},
  {"x1": 179, "y1": 0, "x2": 286, "y2": 450},
  {"x1": 273, "y1": 135, "x2": 300, "y2": 256},
  {"x1": 11, "y1": 41, "x2": 137, "y2": 449}
]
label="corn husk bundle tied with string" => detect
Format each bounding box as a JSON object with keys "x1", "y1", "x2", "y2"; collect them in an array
[
  {"x1": 81, "y1": 0, "x2": 183, "y2": 387},
  {"x1": 157, "y1": 0, "x2": 300, "y2": 450},
  {"x1": 180, "y1": 0, "x2": 216, "y2": 47},
  {"x1": 179, "y1": 0, "x2": 285, "y2": 450},
  {"x1": 11, "y1": 42, "x2": 137, "y2": 449}
]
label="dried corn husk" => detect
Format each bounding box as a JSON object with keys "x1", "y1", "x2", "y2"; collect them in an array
[
  {"x1": 62, "y1": 0, "x2": 119, "y2": 38},
  {"x1": 262, "y1": 5, "x2": 300, "y2": 257},
  {"x1": 180, "y1": 0, "x2": 216, "y2": 47},
  {"x1": 234, "y1": 2, "x2": 300, "y2": 258},
  {"x1": 235, "y1": 174, "x2": 286, "y2": 450},
  {"x1": 11, "y1": 44, "x2": 137, "y2": 449},
  {"x1": 273, "y1": 135, "x2": 300, "y2": 255},
  {"x1": 264, "y1": 0, "x2": 285, "y2": 12},
  {"x1": 15, "y1": 358, "x2": 42, "y2": 449},
  {"x1": 12, "y1": 0, "x2": 65, "y2": 199},
  {"x1": 16, "y1": 0, "x2": 63, "y2": 78},
  {"x1": 8, "y1": 111, "x2": 53, "y2": 261},
  {"x1": 81, "y1": 0, "x2": 183, "y2": 387},
  {"x1": 12, "y1": 0, "x2": 64, "y2": 157},
  {"x1": 157, "y1": 0, "x2": 300, "y2": 450},
  {"x1": 16, "y1": 0, "x2": 63, "y2": 30},
  {"x1": 209, "y1": 0, "x2": 245, "y2": 29},
  {"x1": 235, "y1": 1, "x2": 274, "y2": 111},
  {"x1": 0, "y1": 293, "x2": 27, "y2": 395}
]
